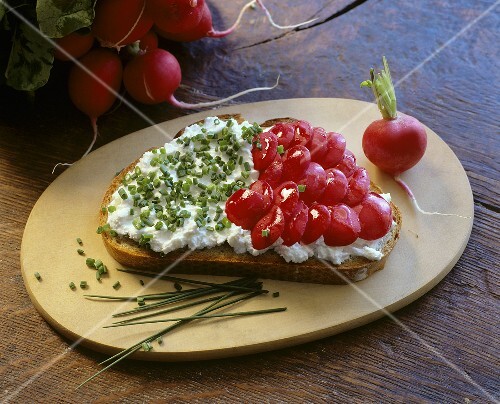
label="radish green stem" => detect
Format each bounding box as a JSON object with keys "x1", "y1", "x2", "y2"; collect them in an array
[
  {"x1": 360, "y1": 56, "x2": 397, "y2": 120},
  {"x1": 394, "y1": 175, "x2": 472, "y2": 219},
  {"x1": 167, "y1": 75, "x2": 280, "y2": 109}
]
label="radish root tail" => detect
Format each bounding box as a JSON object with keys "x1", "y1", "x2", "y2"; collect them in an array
[
  {"x1": 394, "y1": 175, "x2": 472, "y2": 219},
  {"x1": 255, "y1": 0, "x2": 317, "y2": 29},
  {"x1": 208, "y1": 0, "x2": 257, "y2": 38},
  {"x1": 52, "y1": 117, "x2": 99, "y2": 174},
  {"x1": 168, "y1": 75, "x2": 280, "y2": 109}
]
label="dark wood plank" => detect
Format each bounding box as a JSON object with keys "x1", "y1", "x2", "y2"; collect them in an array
[{"x1": 0, "y1": 0, "x2": 498, "y2": 401}]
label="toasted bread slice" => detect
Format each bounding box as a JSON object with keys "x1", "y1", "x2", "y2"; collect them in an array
[{"x1": 99, "y1": 115, "x2": 401, "y2": 284}]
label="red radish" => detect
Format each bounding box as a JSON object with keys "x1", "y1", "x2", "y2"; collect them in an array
[
  {"x1": 317, "y1": 132, "x2": 346, "y2": 169},
  {"x1": 251, "y1": 205, "x2": 285, "y2": 250},
  {"x1": 147, "y1": 0, "x2": 205, "y2": 34},
  {"x1": 281, "y1": 145, "x2": 311, "y2": 181},
  {"x1": 318, "y1": 168, "x2": 348, "y2": 206},
  {"x1": 252, "y1": 131, "x2": 278, "y2": 171},
  {"x1": 302, "y1": 203, "x2": 330, "y2": 244},
  {"x1": 296, "y1": 162, "x2": 327, "y2": 205},
  {"x1": 308, "y1": 126, "x2": 328, "y2": 162},
  {"x1": 137, "y1": 30, "x2": 159, "y2": 52},
  {"x1": 92, "y1": 0, "x2": 153, "y2": 49},
  {"x1": 273, "y1": 181, "x2": 300, "y2": 220},
  {"x1": 269, "y1": 123, "x2": 294, "y2": 149},
  {"x1": 289, "y1": 120, "x2": 312, "y2": 147},
  {"x1": 225, "y1": 188, "x2": 266, "y2": 230},
  {"x1": 324, "y1": 204, "x2": 361, "y2": 246},
  {"x1": 155, "y1": 0, "x2": 255, "y2": 42},
  {"x1": 259, "y1": 154, "x2": 283, "y2": 188},
  {"x1": 123, "y1": 48, "x2": 278, "y2": 108},
  {"x1": 53, "y1": 31, "x2": 94, "y2": 61},
  {"x1": 281, "y1": 200, "x2": 309, "y2": 246},
  {"x1": 354, "y1": 193, "x2": 392, "y2": 240},
  {"x1": 249, "y1": 180, "x2": 274, "y2": 211},
  {"x1": 360, "y1": 57, "x2": 467, "y2": 218},
  {"x1": 344, "y1": 167, "x2": 370, "y2": 206},
  {"x1": 335, "y1": 150, "x2": 357, "y2": 178},
  {"x1": 68, "y1": 49, "x2": 123, "y2": 158}
]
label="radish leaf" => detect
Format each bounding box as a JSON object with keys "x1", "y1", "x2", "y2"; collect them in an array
[
  {"x1": 5, "y1": 22, "x2": 54, "y2": 91},
  {"x1": 36, "y1": 0, "x2": 94, "y2": 38}
]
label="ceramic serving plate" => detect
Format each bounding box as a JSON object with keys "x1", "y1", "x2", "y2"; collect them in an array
[{"x1": 21, "y1": 98, "x2": 473, "y2": 361}]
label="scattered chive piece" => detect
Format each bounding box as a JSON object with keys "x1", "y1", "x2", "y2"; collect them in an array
[
  {"x1": 113, "y1": 281, "x2": 121, "y2": 290},
  {"x1": 80, "y1": 281, "x2": 88, "y2": 289},
  {"x1": 272, "y1": 292, "x2": 280, "y2": 298},
  {"x1": 277, "y1": 145, "x2": 285, "y2": 154},
  {"x1": 298, "y1": 184, "x2": 307, "y2": 192},
  {"x1": 69, "y1": 282, "x2": 76, "y2": 290},
  {"x1": 141, "y1": 342, "x2": 152, "y2": 352},
  {"x1": 174, "y1": 282, "x2": 182, "y2": 291},
  {"x1": 137, "y1": 297, "x2": 145, "y2": 306},
  {"x1": 140, "y1": 279, "x2": 145, "y2": 286},
  {"x1": 262, "y1": 229, "x2": 270, "y2": 237},
  {"x1": 77, "y1": 249, "x2": 85, "y2": 256},
  {"x1": 76, "y1": 238, "x2": 83, "y2": 245},
  {"x1": 157, "y1": 337, "x2": 163, "y2": 345},
  {"x1": 86, "y1": 258, "x2": 95, "y2": 267},
  {"x1": 34, "y1": 272, "x2": 41, "y2": 281}
]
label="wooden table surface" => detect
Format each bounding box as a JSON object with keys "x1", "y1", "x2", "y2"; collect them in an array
[{"x1": 1, "y1": 0, "x2": 498, "y2": 402}]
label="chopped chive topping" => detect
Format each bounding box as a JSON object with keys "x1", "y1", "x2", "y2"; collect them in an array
[
  {"x1": 76, "y1": 238, "x2": 83, "y2": 245},
  {"x1": 298, "y1": 184, "x2": 307, "y2": 192},
  {"x1": 140, "y1": 279, "x2": 145, "y2": 286},
  {"x1": 77, "y1": 249, "x2": 85, "y2": 256},
  {"x1": 112, "y1": 281, "x2": 121, "y2": 290},
  {"x1": 69, "y1": 282, "x2": 76, "y2": 290},
  {"x1": 277, "y1": 145, "x2": 285, "y2": 154},
  {"x1": 174, "y1": 282, "x2": 182, "y2": 291},
  {"x1": 262, "y1": 229, "x2": 270, "y2": 237},
  {"x1": 142, "y1": 342, "x2": 152, "y2": 352},
  {"x1": 34, "y1": 272, "x2": 41, "y2": 281},
  {"x1": 108, "y1": 206, "x2": 116, "y2": 213},
  {"x1": 86, "y1": 258, "x2": 95, "y2": 267},
  {"x1": 272, "y1": 291, "x2": 280, "y2": 298},
  {"x1": 80, "y1": 281, "x2": 88, "y2": 289}
]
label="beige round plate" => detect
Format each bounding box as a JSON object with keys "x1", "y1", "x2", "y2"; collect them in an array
[{"x1": 21, "y1": 98, "x2": 473, "y2": 361}]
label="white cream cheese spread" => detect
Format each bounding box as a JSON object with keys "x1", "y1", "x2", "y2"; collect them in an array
[{"x1": 106, "y1": 117, "x2": 391, "y2": 264}]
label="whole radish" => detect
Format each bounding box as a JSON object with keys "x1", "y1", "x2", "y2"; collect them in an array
[
  {"x1": 53, "y1": 31, "x2": 94, "y2": 61},
  {"x1": 361, "y1": 57, "x2": 469, "y2": 218},
  {"x1": 155, "y1": 0, "x2": 256, "y2": 42},
  {"x1": 68, "y1": 48, "x2": 123, "y2": 157},
  {"x1": 92, "y1": 0, "x2": 153, "y2": 49},
  {"x1": 123, "y1": 48, "x2": 277, "y2": 108},
  {"x1": 147, "y1": 0, "x2": 205, "y2": 34}
]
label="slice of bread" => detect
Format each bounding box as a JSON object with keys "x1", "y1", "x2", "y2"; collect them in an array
[{"x1": 99, "y1": 115, "x2": 401, "y2": 284}]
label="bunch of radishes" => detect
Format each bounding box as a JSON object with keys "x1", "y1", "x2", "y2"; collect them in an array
[{"x1": 54, "y1": 0, "x2": 292, "y2": 159}]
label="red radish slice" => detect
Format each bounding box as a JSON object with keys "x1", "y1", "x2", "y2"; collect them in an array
[
  {"x1": 344, "y1": 167, "x2": 370, "y2": 206},
  {"x1": 269, "y1": 123, "x2": 294, "y2": 149},
  {"x1": 252, "y1": 131, "x2": 278, "y2": 171},
  {"x1": 354, "y1": 193, "x2": 392, "y2": 240},
  {"x1": 317, "y1": 131, "x2": 346, "y2": 169},
  {"x1": 324, "y1": 204, "x2": 361, "y2": 246},
  {"x1": 273, "y1": 181, "x2": 300, "y2": 220},
  {"x1": 308, "y1": 126, "x2": 328, "y2": 162},
  {"x1": 259, "y1": 154, "x2": 283, "y2": 188},
  {"x1": 225, "y1": 189, "x2": 266, "y2": 230},
  {"x1": 289, "y1": 120, "x2": 312, "y2": 147},
  {"x1": 297, "y1": 162, "x2": 327, "y2": 205},
  {"x1": 281, "y1": 200, "x2": 309, "y2": 246},
  {"x1": 251, "y1": 205, "x2": 285, "y2": 250},
  {"x1": 318, "y1": 168, "x2": 348, "y2": 206},
  {"x1": 249, "y1": 180, "x2": 274, "y2": 211},
  {"x1": 335, "y1": 150, "x2": 357, "y2": 178},
  {"x1": 302, "y1": 203, "x2": 330, "y2": 244},
  {"x1": 281, "y1": 145, "x2": 311, "y2": 182}
]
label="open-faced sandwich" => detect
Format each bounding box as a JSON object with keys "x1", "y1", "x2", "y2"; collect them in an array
[{"x1": 99, "y1": 114, "x2": 401, "y2": 284}]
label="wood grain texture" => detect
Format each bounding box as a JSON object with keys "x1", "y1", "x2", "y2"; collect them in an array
[{"x1": 0, "y1": 0, "x2": 498, "y2": 402}]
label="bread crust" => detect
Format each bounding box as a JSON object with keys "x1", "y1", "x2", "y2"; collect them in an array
[{"x1": 100, "y1": 115, "x2": 401, "y2": 284}]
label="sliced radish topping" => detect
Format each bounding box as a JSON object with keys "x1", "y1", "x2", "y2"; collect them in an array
[
  {"x1": 324, "y1": 204, "x2": 361, "y2": 246},
  {"x1": 281, "y1": 145, "x2": 311, "y2": 181},
  {"x1": 269, "y1": 123, "x2": 294, "y2": 149},
  {"x1": 258, "y1": 153, "x2": 283, "y2": 188},
  {"x1": 354, "y1": 193, "x2": 392, "y2": 240},
  {"x1": 344, "y1": 167, "x2": 370, "y2": 206},
  {"x1": 302, "y1": 203, "x2": 330, "y2": 244},
  {"x1": 225, "y1": 188, "x2": 266, "y2": 230},
  {"x1": 251, "y1": 205, "x2": 285, "y2": 250},
  {"x1": 309, "y1": 126, "x2": 328, "y2": 162},
  {"x1": 318, "y1": 131, "x2": 346, "y2": 169},
  {"x1": 290, "y1": 120, "x2": 312, "y2": 147},
  {"x1": 252, "y1": 131, "x2": 278, "y2": 171},
  {"x1": 335, "y1": 149, "x2": 357, "y2": 178},
  {"x1": 297, "y1": 162, "x2": 327, "y2": 205},
  {"x1": 273, "y1": 181, "x2": 300, "y2": 220},
  {"x1": 249, "y1": 180, "x2": 274, "y2": 211},
  {"x1": 318, "y1": 168, "x2": 348, "y2": 206},
  {"x1": 282, "y1": 200, "x2": 309, "y2": 246}
]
